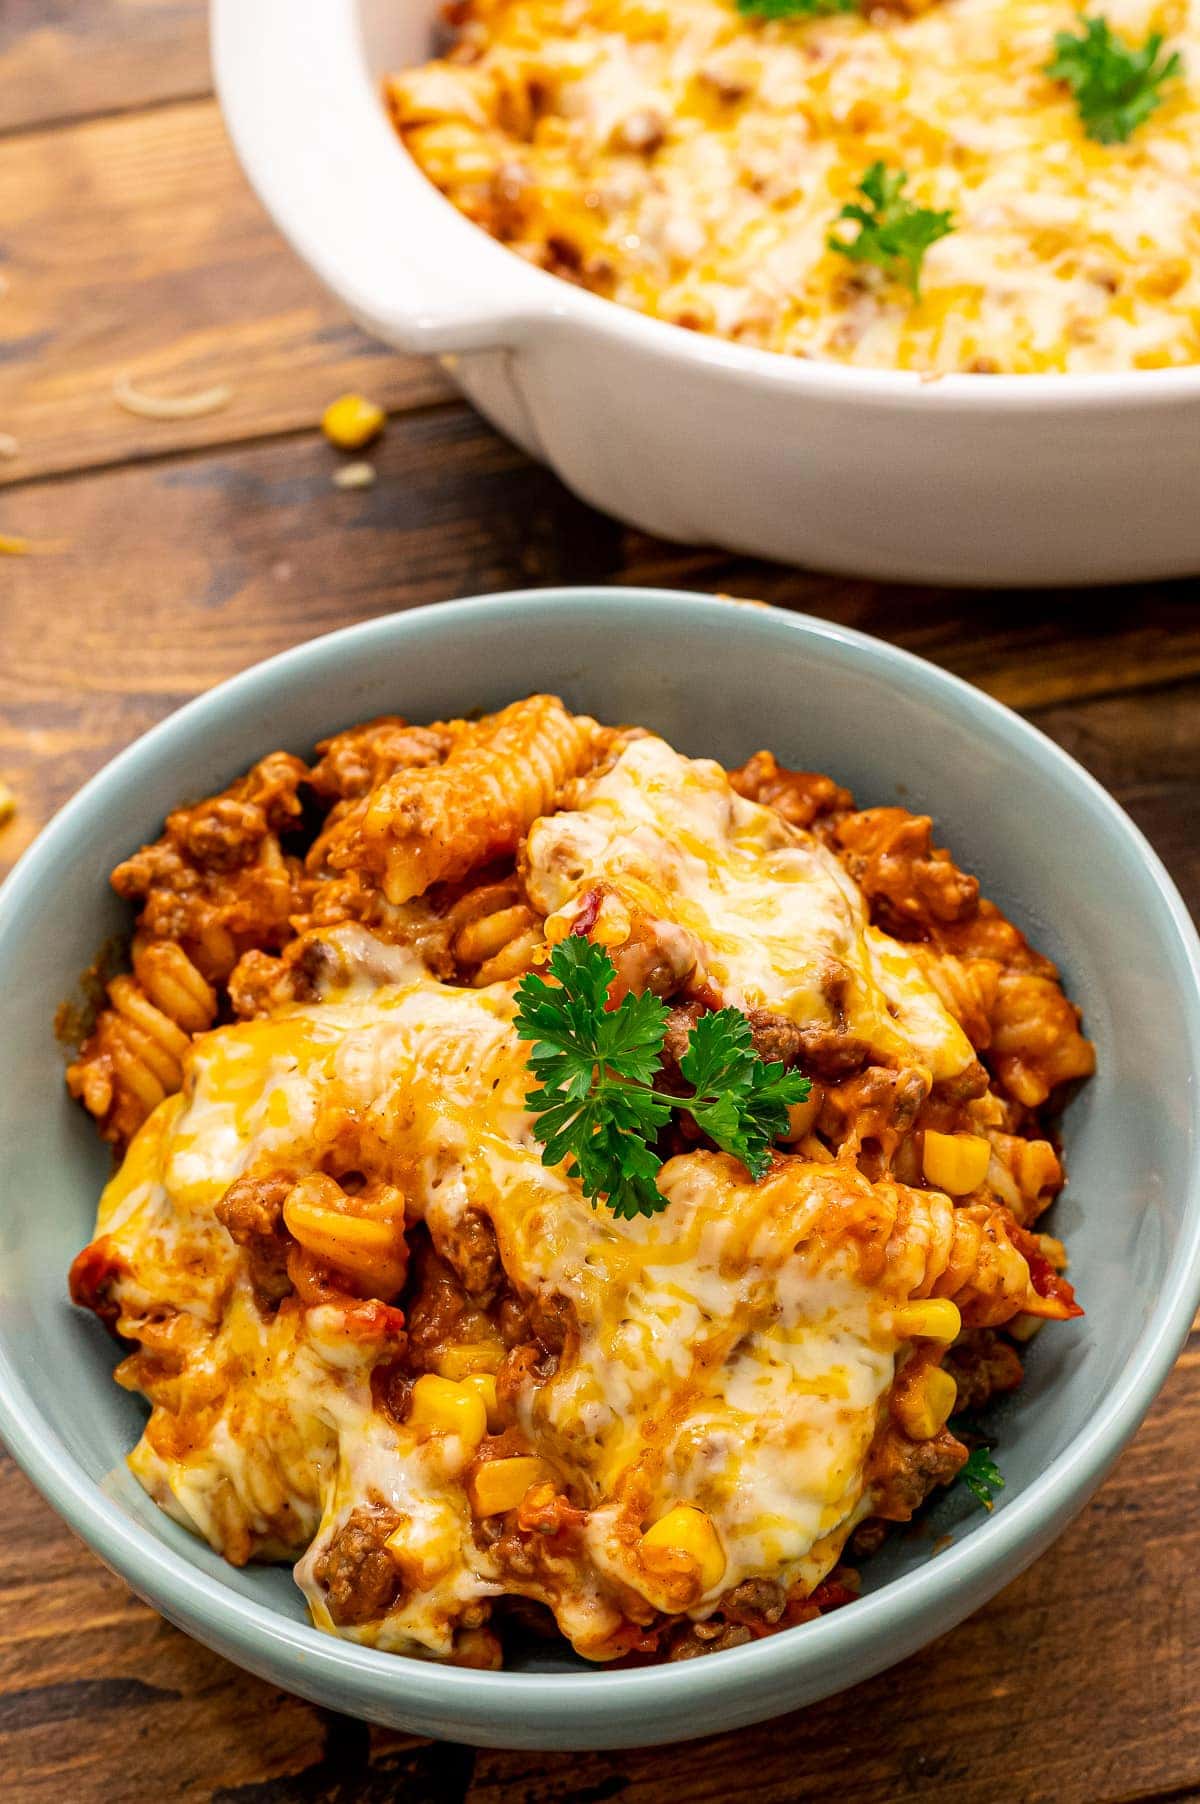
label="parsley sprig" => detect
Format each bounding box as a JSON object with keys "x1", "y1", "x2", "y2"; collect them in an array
[
  {"x1": 828, "y1": 162, "x2": 955, "y2": 298},
  {"x1": 950, "y1": 1418, "x2": 1006, "y2": 1511},
  {"x1": 1046, "y1": 16, "x2": 1183, "y2": 144},
  {"x1": 959, "y1": 1445, "x2": 1005, "y2": 1510},
  {"x1": 737, "y1": 0, "x2": 855, "y2": 20},
  {"x1": 513, "y1": 937, "x2": 811, "y2": 1219}
]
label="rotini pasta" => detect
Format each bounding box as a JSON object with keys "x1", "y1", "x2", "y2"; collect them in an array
[
  {"x1": 66, "y1": 938, "x2": 217, "y2": 1143},
  {"x1": 321, "y1": 695, "x2": 605, "y2": 904},
  {"x1": 443, "y1": 875, "x2": 544, "y2": 986},
  {"x1": 67, "y1": 699, "x2": 1090, "y2": 1670}
]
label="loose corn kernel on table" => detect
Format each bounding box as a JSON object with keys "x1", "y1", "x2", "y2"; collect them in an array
[{"x1": 2, "y1": 4, "x2": 1199, "y2": 1799}]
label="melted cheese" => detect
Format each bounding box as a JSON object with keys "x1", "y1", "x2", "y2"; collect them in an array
[
  {"x1": 97, "y1": 960, "x2": 907, "y2": 1659},
  {"x1": 392, "y1": 0, "x2": 1200, "y2": 373},
  {"x1": 525, "y1": 735, "x2": 974, "y2": 1080}
]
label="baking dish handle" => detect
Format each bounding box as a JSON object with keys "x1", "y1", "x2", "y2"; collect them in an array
[{"x1": 212, "y1": 0, "x2": 544, "y2": 357}]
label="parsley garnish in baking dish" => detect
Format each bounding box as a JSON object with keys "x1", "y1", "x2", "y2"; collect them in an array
[
  {"x1": 737, "y1": 0, "x2": 855, "y2": 19},
  {"x1": 827, "y1": 163, "x2": 955, "y2": 299},
  {"x1": 1046, "y1": 16, "x2": 1184, "y2": 144},
  {"x1": 513, "y1": 937, "x2": 811, "y2": 1220}
]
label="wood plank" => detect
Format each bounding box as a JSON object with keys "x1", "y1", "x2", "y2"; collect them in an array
[
  {"x1": 3, "y1": 413, "x2": 1200, "y2": 887},
  {"x1": 1027, "y1": 684, "x2": 1200, "y2": 910},
  {"x1": 0, "y1": 100, "x2": 449, "y2": 482},
  {"x1": 616, "y1": 541, "x2": 1200, "y2": 713},
  {"x1": 0, "y1": 2, "x2": 209, "y2": 136},
  {"x1": 0, "y1": 1354, "x2": 1194, "y2": 1802}
]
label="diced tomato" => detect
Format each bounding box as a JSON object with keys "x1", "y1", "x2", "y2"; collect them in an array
[
  {"x1": 570, "y1": 887, "x2": 603, "y2": 938},
  {"x1": 1010, "y1": 1222, "x2": 1084, "y2": 1319}
]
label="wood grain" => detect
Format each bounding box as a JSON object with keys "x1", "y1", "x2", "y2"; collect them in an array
[
  {"x1": 0, "y1": 1, "x2": 209, "y2": 136},
  {"x1": 2, "y1": 413, "x2": 1199, "y2": 880},
  {"x1": 0, "y1": 100, "x2": 449, "y2": 483}
]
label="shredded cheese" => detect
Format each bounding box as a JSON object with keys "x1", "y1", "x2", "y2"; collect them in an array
[{"x1": 390, "y1": 0, "x2": 1200, "y2": 373}]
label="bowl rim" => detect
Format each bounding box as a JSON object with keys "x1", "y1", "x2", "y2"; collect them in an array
[
  {"x1": 2, "y1": 586, "x2": 1199, "y2": 1730},
  {"x1": 211, "y1": 0, "x2": 1200, "y2": 412}
]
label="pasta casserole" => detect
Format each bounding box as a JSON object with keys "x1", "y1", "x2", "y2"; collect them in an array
[
  {"x1": 68, "y1": 694, "x2": 1092, "y2": 1667},
  {"x1": 388, "y1": 0, "x2": 1200, "y2": 374}
]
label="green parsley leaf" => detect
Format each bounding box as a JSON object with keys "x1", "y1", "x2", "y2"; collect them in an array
[
  {"x1": 959, "y1": 1445, "x2": 1004, "y2": 1510},
  {"x1": 948, "y1": 1418, "x2": 1007, "y2": 1512},
  {"x1": 1046, "y1": 15, "x2": 1183, "y2": 144},
  {"x1": 680, "y1": 1009, "x2": 803, "y2": 1179},
  {"x1": 513, "y1": 939, "x2": 812, "y2": 1218},
  {"x1": 827, "y1": 162, "x2": 955, "y2": 298},
  {"x1": 737, "y1": 0, "x2": 855, "y2": 20}
]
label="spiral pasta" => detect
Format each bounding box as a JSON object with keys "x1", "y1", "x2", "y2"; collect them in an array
[
  {"x1": 444, "y1": 875, "x2": 544, "y2": 986},
  {"x1": 66, "y1": 938, "x2": 217, "y2": 1145},
  {"x1": 886, "y1": 1189, "x2": 1079, "y2": 1326},
  {"x1": 322, "y1": 696, "x2": 605, "y2": 904},
  {"x1": 985, "y1": 1132, "x2": 1064, "y2": 1226},
  {"x1": 282, "y1": 1174, "x2": 409, "y2": 1299}
]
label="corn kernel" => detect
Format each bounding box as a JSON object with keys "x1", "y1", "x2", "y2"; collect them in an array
[
  {"x1": 893, "y1": 1366, "x2": 958, "y2": 1441},
  {"x1": 408, "y1": 1374, "x2": 488, "y2": 1449},
  {"x1": 591, "y1": 894, "x2": 632, "y2": 948},
  {"x1": 923, "y1": 1130, "x2": 991, "y2": 1195},
  {"x1": 1008, "y1": 1312, "x2": 1044, "y2": 1344},
  {"x1": 321, "y1": 392, "x2": 386, "y2": 451},
  {"x1": 462, "y1": 1371, "x2": 501, "y2": 1430},
  {"x1": 544, "y1": 910, "x2": 572, "y2": 946},
  {"x1": 892, "y1": 1299, "x2": 962, "y2": 1343},
  {"x1": 385, "y1": 1519, "x2": 456, "y2": 1585},
  {"x1": 468, "y1": 1455, "x2": 549, "y2": 1516},
  {"x1": 436, "y1": 1343, "x2": 503, "y2": 1382},
  {"x1": 640, "y1": 1503, "x2": 726, "y2": 1596}
]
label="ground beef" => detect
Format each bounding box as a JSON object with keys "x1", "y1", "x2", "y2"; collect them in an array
[
  {"x1": 433, "y1": 1207, "x2": 502, "y2": 1303},
  {"x1": 869, "y1": 1424, "x2": 968, "y2": 1521},
  {"x1": 405, "y1": 1240, "x2": 495, "y2": 1371},
  {"x1": 745, "y1": 1006, "x2": 870, "y2": 1081},
  {"x1": 214, "y1": 1171, "x2": 294, "y2": 1303},
  {"x1": 722, "y1": 1578, "x2": 787, "y2": 1625},
  {"x1": 727, "y1": 752, "x2": 853, "y2": 831},
  {"x1": 667, "y1": 1620, "x2": 754, "y2": 1660},
  {"x1": 313, "y1": 1507, "x2": 402, "y2": 1626},
  {"x1": 820, "y1": 1065, "x2": 930, "y2": 1156},
  {"x1": 528, "y1": 1291, "x2": 573, "y2": 1355},
  {"x1": 495, "y1": 1342, "x2": 558, "y2": 1419},
  {"x1": 307, "y1": 718, "x2": 450, "y2": 801},
  {"x1": 833, "y1": 807, "x2": 980, "y2": 940},
  {"x1": 942, "y1": 1328, "x2": 1024, "y2": 1413},
  {"x1": 662, "y1": 1000, "x2": 867, "y2": 1089}
]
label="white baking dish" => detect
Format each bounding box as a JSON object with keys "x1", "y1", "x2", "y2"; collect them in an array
[{"x1": 212, "y1": 0, "x2": 1200, "y2": 586}]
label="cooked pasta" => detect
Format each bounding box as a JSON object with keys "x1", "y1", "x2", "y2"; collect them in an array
[
  {"x1": 67, "y1": 939, "x2": 217, "y2": 1144},
  {"x1": 388, "y1": 0, "x2": 1200, "y2": 375},
  {"x1": 321, "y1": 695, "x2": 607, "y2": 904},
  {"x1": 68, "y1": 695, "x2": 1090, "y2": 1669}
]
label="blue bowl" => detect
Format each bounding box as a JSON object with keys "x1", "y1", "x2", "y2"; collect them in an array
[{"x1": 1, "y1": 589, "x2": 1198, "y2": 1749}]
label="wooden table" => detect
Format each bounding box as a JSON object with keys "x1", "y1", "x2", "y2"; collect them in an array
[{"x1": 2, "y1": 5, "x2": 1199, "y2": 1799}]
